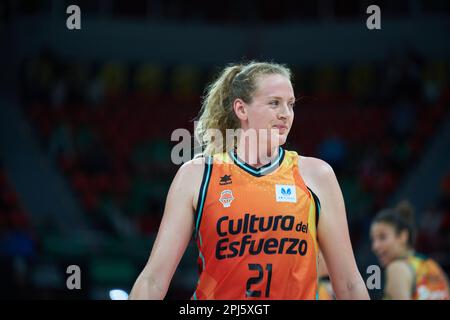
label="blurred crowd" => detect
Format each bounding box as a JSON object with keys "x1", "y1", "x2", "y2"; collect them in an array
[{"x1": 0, "y1": 163, "x2": 36, "y2": 298}]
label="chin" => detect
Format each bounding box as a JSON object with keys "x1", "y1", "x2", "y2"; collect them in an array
[
  {"x1": 268, "y1": 132, "x2": 288, "y2": 149},
  {"x1": 277, "y1": 134, "x2": 288, "y2": 146},
  {"x1": 379, "y1": 256, "x2": 392, "y2": 268},
  {"x1": 379, "y1": 260, "x2": 388, "y2": 268}
]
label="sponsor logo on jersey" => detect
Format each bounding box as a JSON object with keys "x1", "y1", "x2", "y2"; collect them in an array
[
  {"x1": 275, "y1": 185, "x2": 297, "y2": 203},
  {"x1": 219, "y1": 175, "x2": 232, "y2": 185},
  {"x1": 219, "y1": 190, "x2": 234, "y2": 208},
  {"x1": 214, "y1": 214, "x2": 310, "y2": 260}
]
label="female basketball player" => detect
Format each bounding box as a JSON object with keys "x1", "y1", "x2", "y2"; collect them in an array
[
  {"x1": 129, "y1": 61, "x2": 370, "y2": 299},
  {"x1": 371, "y1": 200, "x2": 450, "y2": 300}
]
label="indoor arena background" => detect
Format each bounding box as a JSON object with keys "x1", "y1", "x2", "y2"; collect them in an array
[{"x1": 0, "y1": 0, "x2": 449, "y2": 300}]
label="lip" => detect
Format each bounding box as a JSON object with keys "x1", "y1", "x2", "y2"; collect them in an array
[
  {"x1": 272, "y1": 125, "x2": 288, "y2": 132},
  {"x1": 376, "y1": 252, "x2": 388, "y2": 265}
]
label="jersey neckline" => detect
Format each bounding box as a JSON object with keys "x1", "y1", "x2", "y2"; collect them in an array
[{"x1": 228, "y1": 147, "x2": 285, "y2": 177}]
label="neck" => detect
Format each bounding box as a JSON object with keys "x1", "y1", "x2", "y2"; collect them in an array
[
  {"x1": 398, "y1": 247, "x2": 414, "y2": 259},
  {"x1": 235, "y1": 137, "x2": 279, "y2": 168}
]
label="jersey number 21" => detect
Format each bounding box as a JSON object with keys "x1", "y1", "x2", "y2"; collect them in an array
[{"x1": 246, "y1": 263, "x2": 273, "y2": 298}]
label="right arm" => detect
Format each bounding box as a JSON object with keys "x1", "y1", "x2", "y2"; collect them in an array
[
  {"x1": 128, "y1": 158, "x2": 205, "y2": 299},
  {"x1": 299, "y1": 156, "x2": 369, "y2": 299}
]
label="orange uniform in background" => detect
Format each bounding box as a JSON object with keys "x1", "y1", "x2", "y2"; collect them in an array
[
  {"x1": 407, "y1": 254, "x2": 449, "y2": 300},
  {"x1": 383, "y1": 253, "x2": 450, "y2": 300},
  {"x1": 318, "y1": 277, "x2": 335, "y2": 300},
  {"x1": 192, "y1": 148, "x2": 320, "y2": 300}
]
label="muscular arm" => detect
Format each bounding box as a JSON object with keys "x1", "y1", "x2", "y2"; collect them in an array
[
  {"x1": 129, "y1": 158, "x2": 204, "y2": 299},
  {"x1": 299, "y1": 157, "x2": 370, "y2": 300},
  {"x1": 384, "y1": 261, "x2": 413, "y2": 300}
]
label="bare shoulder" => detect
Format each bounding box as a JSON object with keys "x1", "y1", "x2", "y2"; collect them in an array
[
  {"x1": 174, "y1": 157, "x2": 206, "y2": 190},
  {"x1": 386, "y1": 260, "x2": 412, "y2": 276},
  {"x1": 175, "y1": 157, "x2": 207, "y2": 210},
  {"x1": 385, "y1": 260, "x2": 414, "y2": 287},
  {"x1": 298, "y1": 156, "x2": 334, "y2": 175},
  {"x1": 297, "y1": 156, "x2": 336, "y2": 191},
  {"x1": 178, "y1": 157, "x2": 206, "y2": 177}
]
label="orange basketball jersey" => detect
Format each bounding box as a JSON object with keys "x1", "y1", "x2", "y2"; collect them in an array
[
  {"x1": 192, "y1": 148, "x2": 320, "y2": 300},
  {"x1": 383, "y1": 253, "x2": 450, "y2": 300},
  {"x1": 408, "y1": 254, "x2": 450, "y2": 300}
]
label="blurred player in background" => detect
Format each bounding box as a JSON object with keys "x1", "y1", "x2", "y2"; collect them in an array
[
  {"x1": 371, "y1": 200, "x2": 450, "y2": 300},
  {"x1": 129, "y1": 61, "x2": 369, "y2": 300}
]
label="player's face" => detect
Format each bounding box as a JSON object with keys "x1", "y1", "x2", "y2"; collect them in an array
[
  {"x1": 370, "y1": 222, "x2": 406, "y2": 267},
  {"x1": 245, "y1": 74, "x2": 295, "y2": 148}
]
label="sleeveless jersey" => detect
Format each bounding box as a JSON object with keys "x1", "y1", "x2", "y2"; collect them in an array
[
  {"x1": 192, "y1": 148, "x2": 320, "y2": 300},
  {"x1": 384, "y1": 253, "x2": 450, "y2": 300},
  {"x1": 408, "y1": 253, "x2": 450, "y2": 300}
]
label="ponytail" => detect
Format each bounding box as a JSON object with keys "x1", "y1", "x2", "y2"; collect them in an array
[{"x1": 195, "y1": 65, "x2": 243, "y2": 155}]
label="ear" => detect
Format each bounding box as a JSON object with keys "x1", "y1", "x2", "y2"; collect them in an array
[
  {"x1": 399, "y1": 229, "x2": 409, "y2": 245},
  {"x1": 233, "y1": 98, "x2": 248, "y2": 121}
]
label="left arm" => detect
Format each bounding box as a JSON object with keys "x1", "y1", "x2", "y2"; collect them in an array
[{"x1": 300, "y1": 157, "x2": 370, "y2": 300}]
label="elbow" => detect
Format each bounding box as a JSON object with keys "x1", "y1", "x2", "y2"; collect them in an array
[
  {"x1": 333, "y1": 274, "x2": 370, "y2": 300},
  {"x1": 129, "y1": 273, "x2": 167, "y2": 300}
]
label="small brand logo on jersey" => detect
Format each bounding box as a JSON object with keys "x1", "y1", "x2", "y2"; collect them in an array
[
  {"x1": 219, "y1": 190, "x2": 234, "y2": 208},
  {"x1": 275, "y1": 185, "x2": 297, "y2": 203},
  {"x1": 219, "y1": 175, "x2": 232, "y2": 185}
]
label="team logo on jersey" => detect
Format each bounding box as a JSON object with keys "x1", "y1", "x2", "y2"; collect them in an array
[
  {"x1": 219, "y1": 190, "x2": 234, "y2": 208},
  {"x1": 275, "y1": 185, "x2": 297, "y2": 203},
  {"x1": 219, "y1": 175, "x2": 232, "y2": 185}
]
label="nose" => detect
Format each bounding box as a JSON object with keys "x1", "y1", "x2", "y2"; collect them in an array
[
  {"x1": 277, "y1": 103, "x2": 290, "y2": 120},
  {"x1": 371, "y1": 240, "x2": 380, "y2": 254}
]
